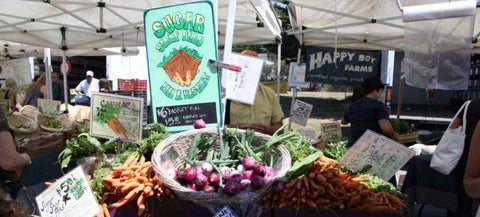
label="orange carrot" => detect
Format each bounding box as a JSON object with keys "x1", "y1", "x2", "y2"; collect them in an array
[{"x1": 137, "y1": 192, "x2": 146, "y2": 216}]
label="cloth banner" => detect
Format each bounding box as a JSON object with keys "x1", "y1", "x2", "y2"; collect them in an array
[{"x1": 305, "y1": 46, "x2": 381, "y2": 86}]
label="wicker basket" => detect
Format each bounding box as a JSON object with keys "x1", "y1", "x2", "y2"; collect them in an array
[
  {"x1": 37, "y1": 114, "x2": 75, "y2": 133},
  {"x1": 397, "y1": 132, "x2": 419, "y2": 144},
  {"x1": 152, "y1": 128, "x2": 291, "y2": 205},
  {"x1": 7, "y1": 112, "x2": 37, "y2": 136}
]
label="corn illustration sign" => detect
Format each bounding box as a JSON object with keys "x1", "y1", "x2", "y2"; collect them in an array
[{"x1": 144, "y1": 1, "x2": 221, "y2": 132}]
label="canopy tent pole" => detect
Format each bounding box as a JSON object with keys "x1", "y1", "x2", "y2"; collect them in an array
[
  {"x1": 61, "y1": 27, "x2": 69, "y2": 114},
  {"x1": 276, "y1": 40, "x2": 281, "y2": 100},
  {"x1": 44, "y1": 48, "x2": 53, "y2": 100},
  {"x1": 61, "y1": 51, "x2": 69, "y2": 114},
  {"x1": 288, "y1": 47, "x2": 302, "y2": 130},
  {"x1": 395, "y1": 76, "x2": 405, "y2": 122},
  {"x1": 220, "y1": 0, "x2": 237, "y2": 126}
]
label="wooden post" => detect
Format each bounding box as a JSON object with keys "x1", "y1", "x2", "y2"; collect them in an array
[{"x1": 396, "y1": 77, "x2": 405, "y2": 122}]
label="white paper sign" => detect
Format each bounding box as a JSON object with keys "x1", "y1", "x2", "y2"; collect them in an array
[
  {"x1": 36, "y1": 166, "x2": 100, "y2": 217},
  {"x1": 339, "y1": 130, "x2": 415, "y2": 181},
  {"x1": 225, "y1": 52, "x2": 264, "y2": 105},
  {"x1": 287, "y1": 63, "x2": 310, "y2": 88},
  {"x1": 0, "y1": 58, "x2": 33, "y2": 85},
  {"x1": 213, "y1": 205, "x2": 237, "y2": 217},
  {"x1": 38, "y1": 98, "x2": 61, "y2": 116},
  {"x1": 319, "y1": 122, "x2": 342, "y2": 141},
  {"x1": 290, "y1": 99, "x2": 313, "y2": 126}
]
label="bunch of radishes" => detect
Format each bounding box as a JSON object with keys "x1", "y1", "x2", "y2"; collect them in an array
[{"x1": 168, "y1": 156, "x2": 276, "y2": 196}]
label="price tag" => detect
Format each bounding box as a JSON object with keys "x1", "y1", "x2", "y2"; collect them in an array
[
  {"x1": 38, "y1": 98, "x2": 61, "y2": 116},
  {"x1": 213, "y1": 205, "x2": 237, "y2": 217},
  {"x1": 339, "y1": 130, "x2": 415, "y2": 181},
  {"x1": 35, "y1": 166, "x2": 100, "y2": 217},
  {"x1": 290, "y1": 99, "x2": 313, "y2": 126},
  {"x1": 319, "y1": 122, "x2": 342, "y2": 141}
]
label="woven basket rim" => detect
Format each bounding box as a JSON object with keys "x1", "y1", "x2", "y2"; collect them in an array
[
  {"x1": 7, "y1": 113, "x2": 37, "y2": 133},
  {"x1": 152, "y1": 127, "x2": 291, "y2": 204}
]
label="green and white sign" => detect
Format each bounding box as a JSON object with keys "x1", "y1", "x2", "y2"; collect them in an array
[
  {"x1": 90, "y1": 93, "x2": 143, "y2": 142},
  {"x1": 144, "y1": 1, "x2": 221, "y2": 132},
  {"x1": 38, "y1": 98, "x2": 61, "y2": 116},
  {"x1": 35, "y1": 166, "x2": 100, "y2": 217}
]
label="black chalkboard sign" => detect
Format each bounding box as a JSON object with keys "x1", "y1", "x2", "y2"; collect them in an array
[{"x1": 156, "y1": 102, "x2": 217, "y2": 127}]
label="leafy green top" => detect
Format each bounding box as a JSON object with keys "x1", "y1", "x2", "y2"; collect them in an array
[
  {"x1": 392, "y1": 120, "x2": 413, "y2": 135},
  {"x1": 157, "y1": 47, "x2": 202, "y2": 67},
  {"x1": 94, "y1": 104, "x2": 122, "y2": 124}
]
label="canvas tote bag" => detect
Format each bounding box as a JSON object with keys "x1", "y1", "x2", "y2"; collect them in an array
[{"x1": 430, "y1": 100, "x2": 471, "y2": 175}]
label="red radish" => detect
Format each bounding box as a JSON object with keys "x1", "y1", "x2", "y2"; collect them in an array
[
  {"x1": 195, "y1": 173, "x2": 208, "y2": 187},
  {"x1": 208, "y1": 173, "x2": 220, "y2": 186},
  {"x1": 243, "y1": 156, "x2": 255, "y2": 170},
  {"x1": 221, "y1": 167, "x2": 232, "y2": 180},
  {"x1": 183, "y1": 168, "x2": 196, "y2": 181},
  {"x1": 273, "y1": 180, "x2": 285, "y2": 193},
  {"x1": 189, "y1": 183, "x2": 197, "y2": 191},
  {"x1": 204, "y1": 185, "x2": 216, "y2": 192},
  {"x1": 202, "y1": 162, "x2": 213, "y2": 175},
  {"x1": 244, "y1": 170, "x2": 254, "y2": 180},
  {"x1": 253, "y1": 163, "x2": 265, "y2": 176},
  {"x1": 194, "y1": 119, "x2": 206, "y2": 129},
  {"x1": 240, "y1": 179, "x2": 251, "y2": 188},
  {"x1": 229, "y1": 174, "x2": 243, "y2": 183}
]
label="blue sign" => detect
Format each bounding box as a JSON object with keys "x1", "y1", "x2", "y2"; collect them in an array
[{"x1": 305, "y1": 46, "x2": 381, "y2": 86}]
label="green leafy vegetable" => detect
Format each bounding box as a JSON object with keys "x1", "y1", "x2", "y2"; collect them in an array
[
  {"x1": 94, "y1": 104, "x2": 122, "y2": 124},
  {"x1": 323, "y1": 139, "x2": 348, "y2": 160},
  {"x1": 392, "y1": 120, "x2": 413, "y2": 135}
]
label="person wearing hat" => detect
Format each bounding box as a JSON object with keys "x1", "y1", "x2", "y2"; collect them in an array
[
  {"x1": 341, "y1": 76, "x2": 397, "y2": 147},
  {"x1": 74, "y1": 70, "x2": 99, "y2": 105},
  {"x1": 224, "y1": 50, "x2": 284, "y2": 135}
]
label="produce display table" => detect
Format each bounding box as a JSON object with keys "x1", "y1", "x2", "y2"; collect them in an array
[{"x1": 401, "y1": 155, "x2": 457, "y2": 213}]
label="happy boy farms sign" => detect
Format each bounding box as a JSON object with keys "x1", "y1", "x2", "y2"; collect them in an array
[{"x1": 305, "y1": 46, "x2": 381, "y2": 86}]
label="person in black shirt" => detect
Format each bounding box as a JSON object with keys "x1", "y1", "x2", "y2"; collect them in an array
[{"x1": 341, "y1": 76, "x2": 397, "y2": 147}]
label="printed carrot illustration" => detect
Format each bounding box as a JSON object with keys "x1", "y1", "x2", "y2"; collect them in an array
[{"x1": 94, "y1": 104, "x2": 128, "y2": 138}]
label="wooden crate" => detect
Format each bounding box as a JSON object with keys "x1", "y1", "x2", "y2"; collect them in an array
[
  {"x1": 397, "y1": 132, "x2": 419, "y2": 144},
  {"x1": 118, "y1": 79, "x2": 135, "y2": 91}
]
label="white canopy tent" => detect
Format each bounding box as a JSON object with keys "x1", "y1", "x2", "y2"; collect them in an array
[
  {"x1": 0, "y1": 0, "x2": 282, "y2": 110},
  {"x1": 0, "y1": 0, "x2": 280, "y2": 50},
  {"x1": 287, "y1": 0, "x2": 480, "y2": 51}
]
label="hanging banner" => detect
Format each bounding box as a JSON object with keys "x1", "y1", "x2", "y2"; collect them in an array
[
  {"x1": 305, "y1": 46, "x2": 381, "y2": 86},
  {"x1": 144, "y1": 1, "x2": 221, "y2": 132}
]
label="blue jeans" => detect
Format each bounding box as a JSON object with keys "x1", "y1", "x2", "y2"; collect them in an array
[{"x1": 74, "y1": 95, "x2": 90, "y2": 105}]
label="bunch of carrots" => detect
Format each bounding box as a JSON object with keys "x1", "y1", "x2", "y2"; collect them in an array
[
  {"x1": 96, "y1": 153, "x2": 174, "y2": 217},
  {"x1": 261, "y1": 155, "x2": 406, "y2": 212}
]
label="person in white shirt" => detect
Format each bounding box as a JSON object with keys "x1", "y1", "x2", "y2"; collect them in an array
[{"x1": 74, "y1": 70, "x2": 99, "y2": 105}]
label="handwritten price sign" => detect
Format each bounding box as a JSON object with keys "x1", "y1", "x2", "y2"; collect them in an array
[
  {"x1": 213, "y1": 205, "x2": 237, "y2": 217},
  {"x1": 35, "y1": 166, "x2": 99, "y2": 217}
]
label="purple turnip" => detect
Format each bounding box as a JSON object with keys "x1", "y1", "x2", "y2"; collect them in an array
[
  {"x1": 183, "y1": 167, "x2": 196, "y2": 181},
  {"x1": 221, "y1": 167, "x2": 232, "y2": 180},
  {"x1": 194, "y1": 119, "x2": 206, "y2": 129},
  {"x1": 223, "y1": 181, "x2": 243, "y2": 196},
  {"x1": 229, "y1": 174, "x2": 243, "y2": 183},
  {"x1": 244, "y1": 170, "x2": 254, "y2": 180},
  {"x1": 243, "y1": 156, "x2": 255, "y2": 170},
  {"x1": 273, "y1": 180, "x2": 285, "y2": 193},
  {"x1": 208, "y1": 173, "x2": 220, "y2": 186},
  {"x1": 203, "y1": 185, "x2": 216, "y2": 192},
  {"x1": 202, "y1": 162, "x2": 213, "y2": 175},
  {"x1": 195, "y1": 173, "x2": 208, "y2": 187},
  {"x1": 240, "y1": 179, "x2": 251, "y2": 189},
  {"x1": 250, "y1": 175, "x2": 265, "y2": 190}
]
